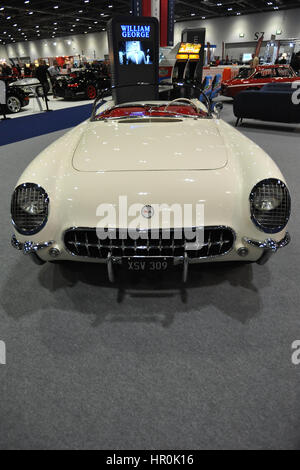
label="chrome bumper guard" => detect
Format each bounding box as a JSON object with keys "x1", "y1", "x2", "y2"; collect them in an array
[
  {"x1": 243, "y1": 232, "x2": 290, "y2": 265},
  {"x1": 11, "y1": 234, "x2": 54, "y2": 255}
]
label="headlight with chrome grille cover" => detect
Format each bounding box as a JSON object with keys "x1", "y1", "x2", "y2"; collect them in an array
[
  {"x1": 250, "y1": 179, "x2": 291, "y2": 234},
  {"x1": 11, "y1": 183, "x2": 49, "y2": 235}
]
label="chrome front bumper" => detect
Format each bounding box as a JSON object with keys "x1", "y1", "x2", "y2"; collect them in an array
[
  {"x1": 11, "y1": 231, "x2": 291, "y2": 281},
  {"x1": 11, "y1": 235, "x2": 54, "y2": 255},
  {"x1": 243, "y1": 232, "x2": 291, "y2": 265}
]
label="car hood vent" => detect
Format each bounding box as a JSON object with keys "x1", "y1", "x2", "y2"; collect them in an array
[{"x1": 72, "y1": 119, "x2": 228, "y2": 172}]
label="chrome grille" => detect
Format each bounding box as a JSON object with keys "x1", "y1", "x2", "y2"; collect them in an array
[
  {"x1": 250, "y1": 179, "x2": 291, "y2": 234},
  {"x1": 11, "y1": 183, "x2": 49, "y2": 235},
  {"x1": 64, "y1": 227, "x2": 235, "y2": 259}
]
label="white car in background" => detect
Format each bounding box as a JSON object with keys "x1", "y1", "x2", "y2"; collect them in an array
[
  {"x1": 11, "y1": 83, "x2": 291, "y2": 282},
  {"x1": 9, "y1": 77, "x2": 52, "y2": 97}
]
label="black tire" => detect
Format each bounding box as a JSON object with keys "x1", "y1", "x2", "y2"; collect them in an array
[{"x1": 6, "y1": 95, "x2": 21, "y2": 113}]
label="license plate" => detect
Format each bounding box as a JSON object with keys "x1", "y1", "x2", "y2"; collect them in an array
[{"x1": 125, "y1": 258, "x2": 172, "y2": 272}]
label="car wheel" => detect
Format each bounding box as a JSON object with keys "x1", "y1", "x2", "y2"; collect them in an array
[
  {"x1": 36, "y1": 85, "x2": 44, "y2": 97},
  {"x1": 6, "y1": 96, "x2": 21, "y2": 113},
  {"x1": 86, "y1": 84, "x2": 97, "y2": 100}
]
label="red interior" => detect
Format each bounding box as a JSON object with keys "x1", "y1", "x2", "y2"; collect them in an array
[{"x1": 96, "y1": 105, "x2": 205, "y2": 120}]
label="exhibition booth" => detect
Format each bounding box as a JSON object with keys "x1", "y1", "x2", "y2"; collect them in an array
[{"x1": 1, "y1": 0, "x2": 300, "y2": 453}]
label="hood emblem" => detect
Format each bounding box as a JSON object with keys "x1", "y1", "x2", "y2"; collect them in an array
[{"x1": 141, "y1": 205, "x2": 154, "y2": 219}]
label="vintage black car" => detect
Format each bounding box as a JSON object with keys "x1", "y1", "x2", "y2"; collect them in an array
[{"x1": 52, "y1": 69, "x2": 111, "y2": 100}]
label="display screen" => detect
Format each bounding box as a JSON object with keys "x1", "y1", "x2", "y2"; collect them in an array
[
  {"x1": 178, "y1": 43, "x2": 201, "y2": 54},
  {"x1": 119, "y1": 41, "x2": 153, "y2": 65},
  {"x1": 242, "y1": 53, "x2": 252, "y2": 62}
]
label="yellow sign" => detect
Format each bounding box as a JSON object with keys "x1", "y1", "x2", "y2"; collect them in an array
[
  {"x1": 178, "y1": 43, "x2": 201, "y2": 54},
  {"x1": 176, "y1": 43, "x2": 201, "y2": 60},
  {"x1": 176, "y1": 54, "x2": 189, "y2": 60}
]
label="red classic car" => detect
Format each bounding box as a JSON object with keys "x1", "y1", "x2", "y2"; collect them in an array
[{"x1": 221, "y1": 65, "x2": 299, "y2": 98}]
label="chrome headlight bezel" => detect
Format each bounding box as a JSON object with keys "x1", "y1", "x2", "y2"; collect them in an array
[
  {"x1": 250, "y1": 178, "x2": 291, "y2": 234},
  {"x1": 11, "y1": 183, "x2": 49, "y2": 236}
]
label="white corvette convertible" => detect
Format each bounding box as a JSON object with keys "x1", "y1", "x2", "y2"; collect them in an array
[{"x1": 11, "y1": 84, "x2": 291, "y2": 282}]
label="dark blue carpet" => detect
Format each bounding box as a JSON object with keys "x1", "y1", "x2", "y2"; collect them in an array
[{"x1": 0, "y1": 103, "x2": 93, "y2": 147}]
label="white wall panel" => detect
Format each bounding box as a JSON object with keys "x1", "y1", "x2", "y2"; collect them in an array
[
  {"x1": 174, "y1": 8, "x2": 300, "y2": 56},
  {"x1": 5, "y1": 31, "x2": 108, "y2": 62}
]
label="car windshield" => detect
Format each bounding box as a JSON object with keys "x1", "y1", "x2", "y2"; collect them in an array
[
  {"x1": 236, "y1": 68, "x2": 253, "y2": 79},
  {"x1": 93, "y1": 103, "x2": 208, "y2": 121}
]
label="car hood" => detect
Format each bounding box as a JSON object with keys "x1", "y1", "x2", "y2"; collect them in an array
[
  {"x1": 10, "y1": 78, "x2": 39, "y2": 86},
  {"x1": 72, "y1": 118, "x2": 229, "y2": 172}
]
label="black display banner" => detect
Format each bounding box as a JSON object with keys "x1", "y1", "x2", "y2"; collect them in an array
[
  {"x1": 131, "y1": 0, "x2": 143, "y2": 17},
  {"x1": 167, "y1": 0, "x2": 175, "y2": 46},
  {"x1": 107, "y1": 15, "x2": 159, "y2": 104}
]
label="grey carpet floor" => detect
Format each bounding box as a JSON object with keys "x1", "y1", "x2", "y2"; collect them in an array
[{"x1": 0, "y1": 107, "x2": 300, "y2": 450}]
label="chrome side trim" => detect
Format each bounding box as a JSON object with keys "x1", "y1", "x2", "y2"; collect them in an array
[{"x1": 11, "y1": 235, "x2": 54, "y2": 255}]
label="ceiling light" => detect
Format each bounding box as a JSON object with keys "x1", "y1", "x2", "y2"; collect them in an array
[
  {"x1": 13, "y1": 23, "x2": 17, "y2": 26},
  {"x1": 94, "y1": 21, "x2": 98, "y2": 23},
  {"x1": 70, "y1": 29, "x2": 74, "y2": 31},
  {"x1": 24, "y1": 0, "x2": 30, "y2": 3},
  {"x1": 0, "y1": 7, "x2": 4, "y2": 10},
  {"x1": 191, "y1": 13, "x2": 195, "y2": 16},
  {"x1": 6, "y1": 16, "x2": 11, "y2": 19},
  {"x1": 76, "y1": 18, "x2": 80, "y2": 21},
  {"x1": 227, "y1": 7, "x2": 232, "y2": 11},
  {"x1": 28, "y1": 11, "x2": 33, "y2": 14},
  {"x1": 78, "y1": 10, "x2": 83, "y2": 12},
  {"x1": 108, "y1": 5, "x2": 113, "y2": 8},
  {"x1": 54, "y1": 5, "x2": 59, "y2": 9}
]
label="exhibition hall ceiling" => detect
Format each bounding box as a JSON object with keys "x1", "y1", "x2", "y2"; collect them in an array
[{"x1": 0, "y1": 0, "x2": 300, "y2": 44}]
